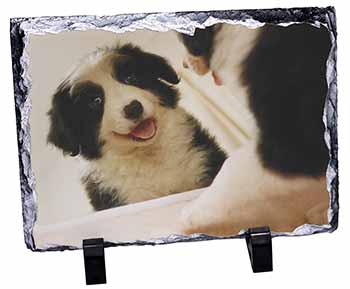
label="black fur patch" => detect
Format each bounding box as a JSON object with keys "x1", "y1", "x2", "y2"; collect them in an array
[
  {"x1": 187, "y1": 115, "x2": 228, "y2": 185},
  {"x1": 241, "y1": 24, "x2": 331, "y2": 176},
  {"x1": 82, "y1": 175, "x2": 126, "y2": 211},
  {"x1": 179, "y1": 26, "x2": 216, "y2": 60},
  {"x1": 47, "y1": 80, "x2": 105, "y2": 159},
  {"x1": 113, "y1": 44, "x2": 180, "y2": 108}
]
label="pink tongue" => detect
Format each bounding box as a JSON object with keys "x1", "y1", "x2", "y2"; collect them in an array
[
  {"x1": 129, "y1": 119, "x2": 156, "y2": 140},
  {"x1": 212, "y1": 71, "x2": 223, "y2": 86}
]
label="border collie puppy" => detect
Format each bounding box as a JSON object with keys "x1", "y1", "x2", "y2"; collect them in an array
[
  {"x1": 47, "y1": 44, "x2": 227, "y2": 211},
  {"x1": 178, "y1": 23, "x2": 331, "y2": 234}
]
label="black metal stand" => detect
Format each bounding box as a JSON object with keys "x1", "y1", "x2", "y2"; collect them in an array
[
  {"x1": 83, "y1": 238, "x2": 107, "y2": 285},
  {"x1": 245, "y1": 226, "x2": 273, "y2": 273}
]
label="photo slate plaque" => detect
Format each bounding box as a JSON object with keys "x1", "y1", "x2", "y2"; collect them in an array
[{"x1": 10, "y1": 7, "x2": 338, "y2": 251}]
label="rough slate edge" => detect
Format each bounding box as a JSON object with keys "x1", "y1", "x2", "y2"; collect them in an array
[{"x1": 9, "y1": 6, "x2": 338, "y2": 252}]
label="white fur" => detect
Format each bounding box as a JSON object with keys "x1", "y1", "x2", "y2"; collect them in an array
[
  {"x1": 210, "y1": 24, "x2": 260, "y2": 89},
  {"x1": 82, "y1": 107, "x2": 208, "y2": 204}
]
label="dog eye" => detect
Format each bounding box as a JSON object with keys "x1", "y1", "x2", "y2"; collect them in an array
[
  {"x1": 124, "y1": 74, "x2": 138, "y2": 85},
  {"x1": 88, "y1": 97, "x2": 102, "y2": 109}
]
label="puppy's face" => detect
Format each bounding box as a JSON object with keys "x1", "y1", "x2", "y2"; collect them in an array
[{"x1": 48, "y1": 44, "x2": 180, "y2": 159}]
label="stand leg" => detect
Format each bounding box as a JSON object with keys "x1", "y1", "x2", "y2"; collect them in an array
[
  {"x1": 83, "y1": 238, "x2": 107, "y2": 285},
  {"x1": 245, "y1": 227, "x2": 273, "y2": 273}
]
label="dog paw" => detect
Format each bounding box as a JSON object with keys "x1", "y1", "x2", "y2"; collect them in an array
[{"x1": 180, "y1": 201, "x2": 203, "y2": 234}]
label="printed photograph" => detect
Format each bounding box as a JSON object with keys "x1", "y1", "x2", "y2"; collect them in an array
[{"x1": 26, "y1": 22, "x2": 332, "y2": 248}]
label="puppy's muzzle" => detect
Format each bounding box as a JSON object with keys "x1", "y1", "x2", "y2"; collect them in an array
[{"x1": 123, "y1": 100, "x2": 144, "y2": 121}]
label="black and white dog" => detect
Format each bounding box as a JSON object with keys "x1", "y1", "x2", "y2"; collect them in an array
[
  {"x1": 47, "y1": 44, "x2": 227, "y2": 211},
  {"x1": 178, "y1": 23, "x2": 332, "y2": 235}
]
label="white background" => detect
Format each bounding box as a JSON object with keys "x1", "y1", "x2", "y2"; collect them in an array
[{"x1": 1, "y1": 0, "x2": 349, "y2": 288}]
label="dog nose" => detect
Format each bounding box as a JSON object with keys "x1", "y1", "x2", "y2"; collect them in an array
[{"x1": 123, "y1": 100, "x2": 144, "y2": 121}]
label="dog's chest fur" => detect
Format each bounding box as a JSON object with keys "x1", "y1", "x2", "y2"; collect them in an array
[
  {"x1": 81, "y1": 107, "x2": 223, "y2": 209},
  {"x1": 210, "y1": 25, "x2": 260, "y2": 92}
]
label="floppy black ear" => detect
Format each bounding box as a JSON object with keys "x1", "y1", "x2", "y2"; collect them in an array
[
  {"x1": 117, "y1": 44, "x2": 180, "y2": 85},
  {"x1": 47, "y1": 82, "x2": 80, "y2": 157},
  {"x1": 142, "y1": 53, "x2": 180, "y2": 85}
]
